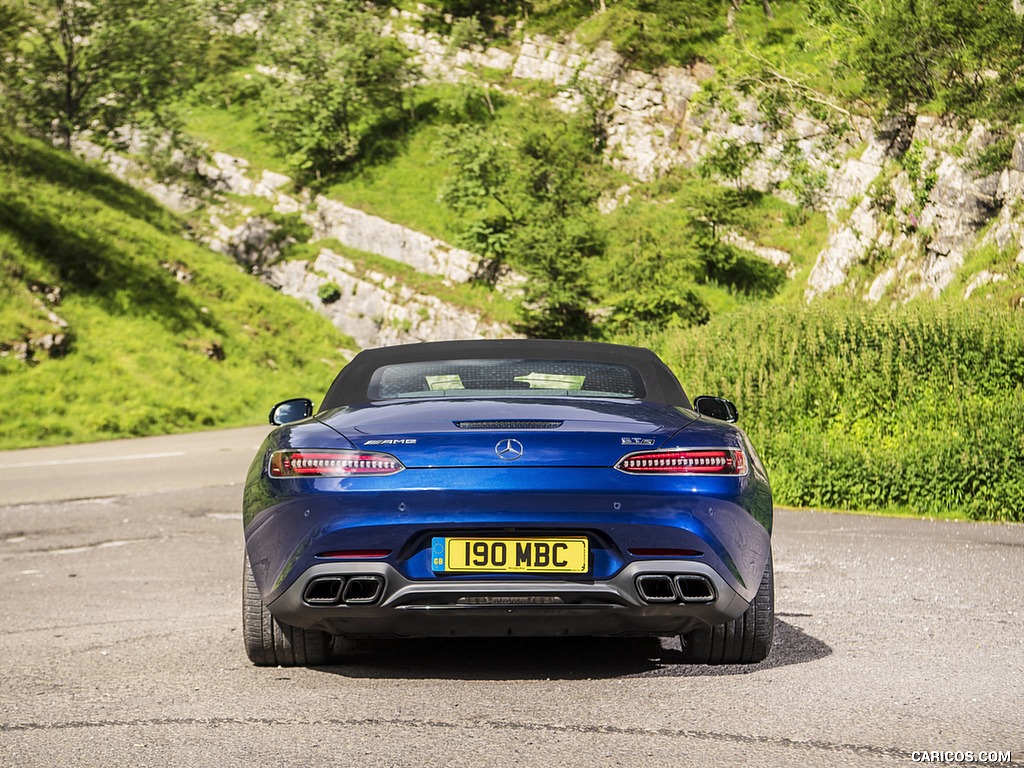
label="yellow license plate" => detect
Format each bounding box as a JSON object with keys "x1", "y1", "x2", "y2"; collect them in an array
[{"x1": 431, "y1": 537, "x2": 589, "y2": 573}]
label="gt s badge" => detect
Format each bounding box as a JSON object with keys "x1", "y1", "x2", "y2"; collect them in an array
[
  {"x1": 621, "y1": 437, "x2": 656, "y2": 445},
  {"x1": 365, "y1": 438, "x2": 418, "y2": 445}
]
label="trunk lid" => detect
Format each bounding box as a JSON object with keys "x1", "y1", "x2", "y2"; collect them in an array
[{"x1": 316, "y1": 398, "x2": 697, "y2": 468}]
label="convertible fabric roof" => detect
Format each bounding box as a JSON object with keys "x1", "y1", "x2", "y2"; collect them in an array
[{"x1": 319, "y1": 339, "x2": 690, "y2": 410}]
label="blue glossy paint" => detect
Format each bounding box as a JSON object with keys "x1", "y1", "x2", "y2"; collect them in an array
[{"x1": 243, "y1": 392, "x2": 773, "y2": 634}]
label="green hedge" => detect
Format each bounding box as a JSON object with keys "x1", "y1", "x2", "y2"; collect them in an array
[{"x1": 650, "y1": 302, "x2": 1024, "y2": 521}]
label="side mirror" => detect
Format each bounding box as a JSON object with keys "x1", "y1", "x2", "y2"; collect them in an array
[
  {"x1": 694, "y1": 395, "x2": 739, "y2": 423},
  {"x1": 269, "y1": 398, "x2": 314, "y2": 425}
]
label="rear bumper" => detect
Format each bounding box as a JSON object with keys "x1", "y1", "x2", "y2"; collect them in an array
[{"x1": 266, "y1": 559, "x2": 750, "y2": 638}]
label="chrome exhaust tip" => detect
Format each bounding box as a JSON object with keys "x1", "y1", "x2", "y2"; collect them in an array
[
  {"x1": 303, "y1": 576, "x2": 346, "y2": 605},
  {"x1": 674, "y1": 574, "x2": 716, "y2": 603},
  {"x1": 635, "y1": 574, "x2": 677, "y2": 603},
  {"x1": 341, "y1": 575, "x2": 385, "y2": 604}
]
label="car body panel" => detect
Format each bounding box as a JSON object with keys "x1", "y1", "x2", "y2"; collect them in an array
[{"x1": 315, "y1": 398, "x2": 699, "y2": 467}]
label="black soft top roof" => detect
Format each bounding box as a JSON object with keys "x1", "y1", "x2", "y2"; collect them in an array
[{"x1": 319, "y1": 339, "x2": 690, "y2": 410}]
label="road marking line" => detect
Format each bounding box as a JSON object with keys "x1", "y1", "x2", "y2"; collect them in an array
[{"x1": 0, "y1": 451, "x2": 186, "y2": 469}]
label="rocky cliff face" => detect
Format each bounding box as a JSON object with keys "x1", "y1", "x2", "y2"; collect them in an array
[
  {"x1": 196, "y1": 152, "x2": 516, "y2": 348},
  {"x1": 76, "y1": 20, "x2": 1023, "y2": 352},
  {"x1": 266, "y1": 248, "x2": 509, "y2": 347},
  {"x1": 74, "y1": 140, "x2": 518, "y2": 349},
  {"x1": 399, "y1": 19, "x2": 1023, "y2": 306},
  {"x1": 808, "y1": 118, "x2": 1014, "y2": 302}
]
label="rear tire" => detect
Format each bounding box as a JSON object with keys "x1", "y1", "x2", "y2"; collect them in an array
[
  {"x1": 243, "y1": 552, "x2": 333, "y2": 666},
  {"x1": 679, "y1": 554, "x2": 774, "y2": 665}
]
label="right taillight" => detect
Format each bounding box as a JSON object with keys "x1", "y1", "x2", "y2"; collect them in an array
[{"x1": 615, "y1": 448, "x2": 748, "y2": 476}]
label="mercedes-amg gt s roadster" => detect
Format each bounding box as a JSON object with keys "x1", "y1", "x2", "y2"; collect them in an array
[{"x1": 242, "y1": 339, "x2": 774, "y2": 666}]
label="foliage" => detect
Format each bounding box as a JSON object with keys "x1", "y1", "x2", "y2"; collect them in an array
[
  {"x1": 808, "y1": 0, "x2": 1024, "y2": 123},
  {"x1": 0, "y1": 0, "x2": 206, "y2": 149},
  {"x1": 438, "y1": 106, "x2": 604, "y2": 338},
  {"x1": 0, "y1": 3, "x2": 25, "y2": 124},
  {"x1": 699, "y1": 137, "x2": 763, "y2": 189},
  {"x1": 0, "y1": 132, "x2": 353, "y2": 449},
  {"x1": 592, "y1": 0, "x2": 727, "y2": 69},
  {"x1": 259, "y1": 0, "x2": 415, "y2": 180},
  {"x1": 317, "y1": 282, "x2": 342, "y2": 304},
  {"x1": 648, "y1": 302, "x2": 1024, "y2": 521},
  {"x1": 598, "y1": 199, "x2": 709, "y2": 335},
  {"x1": 779, "y1": 154, "x2": 828, "y2": 220},
  {"x1": 971, "y1": 135, "x2": 1015, "y2": 178}
]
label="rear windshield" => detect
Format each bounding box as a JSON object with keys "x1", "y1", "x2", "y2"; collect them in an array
[{"x1": 368, "y1": 359, "x2": 645, "y2": 400}]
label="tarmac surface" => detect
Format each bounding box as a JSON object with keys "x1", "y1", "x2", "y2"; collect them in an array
[{"x1": 0, "y1": 427, "x2": 1021, "y2": 767}]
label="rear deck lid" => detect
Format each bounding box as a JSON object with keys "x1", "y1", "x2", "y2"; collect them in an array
[{"x1": 316, "y1": 399, "x2": 697, "y2": 468}]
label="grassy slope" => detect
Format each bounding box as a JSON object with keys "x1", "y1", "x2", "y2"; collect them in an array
[{"x1": 0, "y1": 133, "x2": 354, "y2": 450}]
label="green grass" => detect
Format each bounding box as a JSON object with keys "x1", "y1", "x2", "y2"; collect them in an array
[
  {"x1": 947, "y1": 240, "x2": 1024, "y2": 306},
  {"x1": 643, "y1": 301, "x2": 1024, "y2": 522},
  {"x1": 183, "y1": 101, "x2": 288, "y2": 177},
  {"x1": 0, "y1": 131, "x2": 354, "y2": 450},
  {"x1": 182, "y1": 85, "x2": 478, "y2": 243},
  {"x1": 322, "y1": 123, "x2": 460, "y2": 243}
]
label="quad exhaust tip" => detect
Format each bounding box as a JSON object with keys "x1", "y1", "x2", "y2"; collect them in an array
[
  {"x1": 303, "y1": 575, "x2": 385, "y2": 606},
  {"x1": 635, "y1": 574, "x2": 716, "y2": 604},
  {"x1": 636, "y1": 574, "x2": 677, "y2": 603},
  {"x1": 674, "y1": 574, "x2": 716, "y2": 603},
  {"x1": 342, "y1": 575, "x2": 385, "y2": 604}
]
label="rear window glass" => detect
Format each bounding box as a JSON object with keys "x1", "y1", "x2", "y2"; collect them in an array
[{"x1": 368, "y1": 359, "x2": 644, "y2": 400}]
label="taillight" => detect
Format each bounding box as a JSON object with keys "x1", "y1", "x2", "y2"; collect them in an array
[
  {"x1": 615, "y1": 448, "x2": 748, "y2": 476},
  {"x1": 268, "y1": 449, "x2": 405, "y2": 478},
  {"x1": 316, "y1": 550, "x2": 392, "y2": 559}
]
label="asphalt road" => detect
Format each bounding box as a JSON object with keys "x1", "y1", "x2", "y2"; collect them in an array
[{"x1": 0, "y1": 428, "x2": 1021, "y2": 767}]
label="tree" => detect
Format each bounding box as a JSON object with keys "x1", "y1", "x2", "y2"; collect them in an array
[
  {"x1": 1, "y1": 0, "x2": 205, "y2": 149},
  {"x1": 0, "y1": 3, "x2": 26, "y2": 130},
  {"x1": 439, "y1": 111, "x2": 604, "y2": 339},
  {"x1": 727, "y1": 0, "x2": 773, "y2": 31},
  {"x1": 600, "y1": 201, "x2": 710, "y2": 335},
  {"x1": 809, "y1": 0, "x2": 1024, "y2": 122},
  {"x1": 699, "y1": 137, "x2": 763, "y2": 192},
  {"x1": 607, "y1": 0, "x2": 727, "y2": 69},
  {"x1": 260, "y1": 0, "x2": 414, "y2": 179},
  {"x1": 686, "y1": 184, "x2": 785, "y2": 297}
]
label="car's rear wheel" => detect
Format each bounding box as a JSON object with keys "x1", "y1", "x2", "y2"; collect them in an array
[
  {"x1": 679, "y1": 554, "x2": 774, "y2": 665},
  {"x1": 242, "y1": 552, "x2": 333, "y2": 666}
]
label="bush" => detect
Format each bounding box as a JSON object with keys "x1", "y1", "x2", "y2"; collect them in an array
[
  {"x1": 318, "y1": 282, "x2": 342, "y2": 304},
  {"x1": 650, "y1": 302, "x2": 1024, "y2": 521}
]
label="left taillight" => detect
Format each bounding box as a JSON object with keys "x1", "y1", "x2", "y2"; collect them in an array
[
  {"x1": 268, "y1": 449, "x2": 405, "y2": 478},
  {"x1": 615, "y1": 448, "x2": 748, "y2": 476}
]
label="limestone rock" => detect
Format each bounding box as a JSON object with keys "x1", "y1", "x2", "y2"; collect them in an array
[
  {"x1": 806, "y1": 199, "x2": 880, "y2": 299},
  {"x1": 266, "y1": 249, "x2": 517, "y2": 348},
  {"x1": 305, "y1": 196, "x2": 479, "y2": 284},
  {"x1": 964, "y1": 270, "x2": 1008, "y2": 300}
]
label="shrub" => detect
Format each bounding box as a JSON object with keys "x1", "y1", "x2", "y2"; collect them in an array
[
  {"x1": 318, "y1": 282, "x2": 342, "y2": 304},
  {"x1": 650, "y1": 302, "x2": 1024, "y2": 521}
]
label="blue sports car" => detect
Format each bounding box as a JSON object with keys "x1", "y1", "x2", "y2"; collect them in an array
[{"x1": 242, "y1": 339, "x2": 774, "y2": 666}]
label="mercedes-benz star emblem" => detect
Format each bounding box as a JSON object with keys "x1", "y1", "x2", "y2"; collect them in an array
[{"x1": 495, "y1": 438, "x2": 524, "y2": 461}]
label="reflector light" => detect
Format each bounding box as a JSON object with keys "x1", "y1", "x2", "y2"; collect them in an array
[
  {"x1": 316, "y1": 550, "x2": 392, "y2": 559},
  {"x1": 628, "y1": 548, "x2": 703, "y2": 557},
  {"x1": 615, "y1": 448, "x2": 748, "y2": 476},
  {"x1": 269, "y1": 449, "x2": 404, "y2": 477}
]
